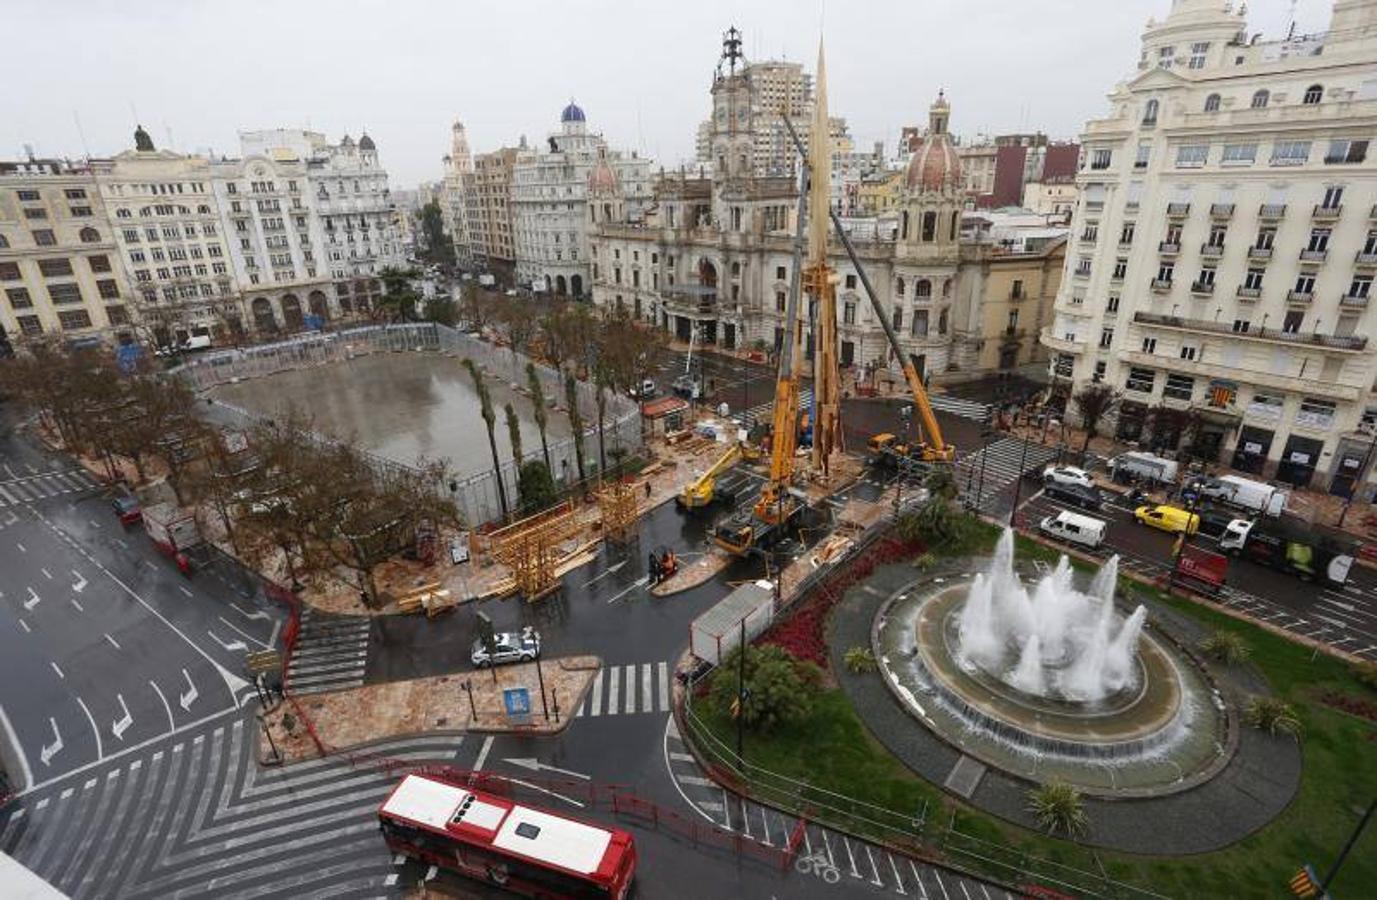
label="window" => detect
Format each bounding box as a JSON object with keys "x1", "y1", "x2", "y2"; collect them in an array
[
  {"x1": 106, "y1": 305, "x2": 129, "y2": 325},
  {"x1": 911, "y1": 309, "x2": 928, "y2": 336},
  {"x1": 915, "y1": 279, "x2": 932, "y2": 299},
  {"x1": 23, "y1": 208, "x2": 47, "y2": 220},
  {"x1": 97, "y1": 279, "x2": 119, "y2": 299},
  {"x1": 775, "y1": 291, "x2": 786, "y2": 312},
  {"x1": 63, "y1": 188, "x2": 86, "y2": 200},
  {"x1": 1283, "y1": 309, "x2": 1304, "y2": 333},
  {"x1": 1, "y1": 262, "x2": 21, "y2": 280},
  {"x1": 1295, "y1": 273, "x2": 1316, "y2": 295},
  {"x1": 844, "y1": 274, "x2": 857, "y2": 290},
  {"x1": 33, "y1": 229, "x2": 56, "y2": 246},
  {"x1": 1325, "y1": 140, "x2": 1368, "y2": 164},
  {"x1": 1175, "y1": 145, "x2": 1209, "y2": 168},
  {"x1": 1093, "y1": 361, "x2": 1107, "y2": 382},
  {"x1": 1204, "y1": 93, "x2": 1222, "y2": 112},
  {"x1": 1255, "y1": 228, "x2": 1276, "y2": 250},
  {"x1": 1297, "y1": 397, "x2": 1337, "y2": 429},
  {"x1": 1126, "y1": 367, "x2": 1156, "y2": 393},
  {"x1": 1090, "y1": 149, "x2": 1112, "y2": 170},
  {"x1": 1348, "y1": 275, "x2": 1372, "y2": 298},
  {"x1": 1120, "y1": 222, "x2": 1136, "y2": 245},
  {"x1": 1179, "y1": 342, "x2": 1199, "y2": 361},
  {"x1": 6, "y1": 288, "x2": 32, "y2": 309},
  {"x1": 1099, "y1": 327, "x2": 1114, "y2": 349},
  {"x1": 1271, "y1": 140, "x2": 1311, "y2": 166},
  {"x1": 48, "y1": 283, "x2": 82, "y2": 305},
  {"x1": 70, "y1": 206, "x2": 92, "y2": 218},
  {"x1": 1012, "y1": 279, "x2": 1024, "y2": 299},
  {"x1": 1232, "y1": 319, "x2": 1251, "y2": 333},
  {"x1": 1157, "y1": 46, "x2": 1175, "y2": 69},
  {"x1": 1303, "y1": 84, "x2": 1324, "y2": 105},
  {"x1": 1134, "y1": 143, "x2": 1151, "y2": 169},
  {"x1": 1164, "y1": 373, "x2": 1195, "y2": 400},
  {"x1": 38, "y1": 258, "x2": 72, "y2": 277},
  {"x1": 1081, "y1": 222, "x2": 1099, "y2": 242},
  {"x1": 1244, "y1": 268, "x2": 1265, "y2": 290},
  {"x1": 1221, "y1": 143, "x2": 1257, "y2": 165},
  {"x1": 57, "y1": 310, "x2": 92, "y2": 330},
  {"x1": 1364, "y1": 230, "x2": 1377, "y2": 255},
  {"x1": 87, "y1": 254, "x2": 110, "y2": 273},
  {"x1": 1251, "y1": 89, "x2": 1270, "y2": 109},
  {"x1": 1308, "y1": 228, "x2": 1331, "y2": 252},
  {"x1": 775, "y1": 265, "x2": 786, "y2": 280},
  {"x1": 17, "y1": 315, "x2": 42, "y2": 336},
  {"x1": 1189, "y1": 42, "x2": 1209, "y2": 69},
  {"x1": 1141, "y1": 337, "x2": 1157, "y2": 354},
  {"x1": 1156, "y1": 262, "x2": 1175, "y2": 282},
  {"x1": 1112, "y1": 258, "x2": 1128, "y2": 280},
  {"x1": 1076, "y1": 256, "x2": 1092, "y2": 276},
  {"x1": 893, "y1": 307, "x2": 903, "y2": 330},
  {"x1": 1106, "y1": 294, "x2": 1120, "y2": 313},
  {"x1": 1197, "y1": 267, "x2": 1216, "y2": 286},
  {"x1": 843, "y1": 302, "x2": 856, "y2": 325},
  {"x1": 1142, "y1": 99, "x2": 1159, "y2": 125},
  {"x1": 922, "y1": 212, "x2": 937, "y2": 242},
  {"x1": 1321, "y1": 185, "x2": 1344, "y2": 209}
]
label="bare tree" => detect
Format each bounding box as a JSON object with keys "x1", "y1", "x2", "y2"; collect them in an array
[{"x1": 1071, "y1": 384, "x2": 1121, "y2": 452}]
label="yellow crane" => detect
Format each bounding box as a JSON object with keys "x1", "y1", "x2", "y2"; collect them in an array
[{"x1": 677, "y1": 443, "x2": 743, "y2": 509}]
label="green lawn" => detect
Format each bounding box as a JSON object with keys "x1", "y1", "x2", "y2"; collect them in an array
[{"x1": 691, "y1": 519, "x2": 1377, "y2": 898}]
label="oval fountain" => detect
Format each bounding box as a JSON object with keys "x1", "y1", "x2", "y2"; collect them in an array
[{"x1": 876, "y1": 530, "x2": 1232, "y2": 796}]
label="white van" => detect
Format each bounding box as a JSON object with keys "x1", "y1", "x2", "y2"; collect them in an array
[
  {"x1": 1109, "y1": 451, "x2": 1179, "y2": 484},
  {"x1": 1039, "y1": 510, "x2": 1107, "y2": 549}
]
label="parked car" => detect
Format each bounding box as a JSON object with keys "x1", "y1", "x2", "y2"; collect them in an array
[
  {"x1": 111, "y1": 493, "x2": 142, "y2": 526},
  {"x1": 1043, "y1": 481, "x2": 1106, "y2": 511},
  {"x1": 1133, "y1": 504, "x2": 1200, "y2": 535},
  {"x1": 629, "y1": 379, "x2": 658, "y2": 400},
  {"x1": 1039, "y1": 510, "x2": 1107, "y2": 549},
  {"x1": 1043, "y1": 465, "x2": 1094, "y2": 489},
  {"x1": 471, "y1": 627, "x2": 542, "y2": 668}
]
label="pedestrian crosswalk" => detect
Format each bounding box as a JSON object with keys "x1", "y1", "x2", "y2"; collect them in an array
[
  {"x1": 740, "y1": 390, "x2": 813, "y2": 426},
  {"x1": 928, "y1": 393, "x2": 993, "y2": 421},
  {"x1": 575, "y1": 661, "x2": 673, "y2": 718},
  {"x1": 0, "y1": 470, "x2": 99, "y2": 507},
  {"x1": 287, "y1": 609, "x2": 372, "y2": 695},
  {"x1": 957, "y1": 437, "x2": 1060, "y2": 511}
]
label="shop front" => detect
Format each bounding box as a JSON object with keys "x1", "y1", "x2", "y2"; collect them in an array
[
  {"x1": 1275, "y1": 435, "x2": 1324, "y2": 488},
  {"x1": 1231, "y1": 426, "x2": 1274, "y2": 475}
]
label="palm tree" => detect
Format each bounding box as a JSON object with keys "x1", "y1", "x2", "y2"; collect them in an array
[
  {"x1": 1072, "y1": 383, "x2": 1120, "y2": 452},
  {"x1": 526, "y1": 362, "x2": 552, "y2": 472},
  {"x1": 1026, "y1": 780, "x2": 1089, "y2": 837},
  {"x1": 1244, "y1": 696, "x2": 1302, "y2": 738},
  {"x1": 564, "y1": 372, "x2": 587, "y2": 484},
  {"x1": 593, "y1": 359, "x2": 613, "y2": 475},
  {"x1": 463, "y1": 358, "x2": 509, "y2": 521},
  {"x1": 504, "y1": 402, "x2": 524, "y2": 466}
]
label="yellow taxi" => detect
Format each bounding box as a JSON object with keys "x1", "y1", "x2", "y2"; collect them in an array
[{"x1": 1133, "y1": 504, "x2": 1200, "y2": 535}]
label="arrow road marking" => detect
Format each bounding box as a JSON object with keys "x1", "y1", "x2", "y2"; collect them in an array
[
  {"x1": 70, "y1": 598, "x2": 84, "y2": 612},
  {"x1": 39, "y1": 718, "x2": 63, "y2": 767},
  {"x1": 72, "y1": 570, "x2": 87, "y2": 593},
  {"x1": 24, "y1": 588, "x2": 40, "y2": 611},
  {"x1": 503, "y1": 757, "x2": 591, "y2": 780},
  {"x1": 581, "y1": 560, "x2": 626, "y2": 588},
  {"x1": 606, "y1": 576, "x2": 649, "y2": 604},
  {"x1": 179, "y1": 668, "x2": 198, "y2": 711},
  {"x1": 207, "y1": 631, "x2": 247, "y2": 652},
  {"x1": 111, "y1": 694, "x2": 133, "y2": 741},
  {"x1": 229, "y1": 602, "x2": 270, "y2": 622}
]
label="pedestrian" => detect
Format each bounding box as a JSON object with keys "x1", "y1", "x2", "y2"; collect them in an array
[
  {"x1": 648, "y1": 551, "x2": 660, "y2": 585},
  {"x1": 644, "y1": 481, "x2": 652, "y2": 500}
]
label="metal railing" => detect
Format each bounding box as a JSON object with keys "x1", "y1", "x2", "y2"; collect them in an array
[{"x1": 1133, "y1": 310, "x2": 1366, "y2": 350}]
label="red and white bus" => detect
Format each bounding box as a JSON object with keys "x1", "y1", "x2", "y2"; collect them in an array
[{"x1": 378, "y1": 773, "x2": 637, "y2": 898}]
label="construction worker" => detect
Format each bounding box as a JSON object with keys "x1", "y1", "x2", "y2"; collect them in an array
[{"x1": 648, "y1": 550, "x2": 660, "y2": 585}]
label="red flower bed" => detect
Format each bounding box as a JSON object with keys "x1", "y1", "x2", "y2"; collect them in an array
[
  {"x1": 1320, "y1": 691, "x2": 1377, "y2": 724},
  {"x1": 759, "y1": 534, "x2": 924, "y2": 669}
]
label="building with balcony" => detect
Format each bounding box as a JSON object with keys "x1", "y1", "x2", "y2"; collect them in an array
[
  {"x1": 589, "y1": 32, "x2": 1067, "y2": 383},
  {"x1": 465, "y1": 145, "x2": 520, "y2": 283},
  {"x1": 1041, "y1": 0, "x2": 1377, "y2": 494},
  {"x1": 0, "y1": 157, "x2": 133, "y2": 352}
]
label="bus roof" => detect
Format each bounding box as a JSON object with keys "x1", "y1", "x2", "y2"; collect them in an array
[{"x1": 381, "y1": 774, "x2": 617, "y2": 877}]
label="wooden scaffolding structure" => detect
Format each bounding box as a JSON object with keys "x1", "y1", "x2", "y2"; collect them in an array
[
  {"x1": 597, "y1": 479, "x2": 640, "y2": 544},
  {"x1": 489, "y1": 500, "x2": 582, "y2": 601}
]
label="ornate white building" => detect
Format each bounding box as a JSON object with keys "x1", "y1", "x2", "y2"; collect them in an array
[
  {"x1": 511, "y1": 102, "x2": 651, "y2": 296},
  {"x1": 439, "y1": 121, "x2": 475, "y2": 268},
  {"x1": 1043, "y1": 0, "x2": 1377, "y2": 493}
]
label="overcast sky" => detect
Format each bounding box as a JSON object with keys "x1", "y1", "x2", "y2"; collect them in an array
[{"x1": 2, "y1": 0, "x2": 1334, "y2": 187}]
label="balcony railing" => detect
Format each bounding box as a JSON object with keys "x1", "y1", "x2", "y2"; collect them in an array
[
  {"x1": 1200, "y1": 243, "x2": 1225, "y2": 258},
  {"x1": 1118, "y1": 241, "x2": 1134, "y2": 251},
  {"x1": 1341, "y1": 293, "x2": 1371, "y2": 308},
  {"x1": 1288, "y1": 289, "x2": 1315, "y2": 303},
  {"x1": 1248, "y1": 246, "x2": 1273, "y2": 260},
  {"x1": 1313, "y1": 203, "x2": 1343, "y2": 220},
  {"x1": 1132, "y1": 311, "x2": 1367, "y2": 350},
  {"x1": 1236, "y1": 285, "x2": 1262, "y2": 300},
  {"x1": 1191, "y1": 280, "x2": 1216, "y2": 295},
  {"x1": 1259, "y1": 203, "x2": 1287, "y2": 219},
  {"x1": 1150, "y1": 278, "x2": 1173, "y2": 292},
  {"x1": 1159, "y1": 241, "x2": 1181, "y2": 254},
  {"x1": 1209, "y1": 203, "x2": 1235, "y2": 218},
  {"x1": 1356, "y1": 251, "x2": 1377, "y2": 266},
  {"x1": 1073, "y1": 268, "x2": 1091, "y2": 279},
  {"x1": 1166, "y1": 203, "x2": 1191, "y2": 217},
  {"x1": 1300, "y1": 249, "x2": 1329, "y2": 263}
]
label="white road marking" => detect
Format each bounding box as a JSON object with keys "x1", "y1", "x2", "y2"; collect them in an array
[
  {"x1": 607, "y1": 665, "x2": 620, "y2": 713},
  {"x1": 39, "y1": 719, "x2": 63, "y2": 768},
  {"x1": 24, "y1": 587, "x2": 40, "y2": 610},
  {"x1": 150, "y1": 680, "x2": 175, "y2": 731},
  {"x1": 178, "y1": 585, "x2": 193, "y2": 598},
  {"x1": 625, "y1": 664, "x2": 637, "y2": 714},
  {"x1": 217, "y1": 615, "x2": 268, "y2": 648},
  {"x1": 40, "y1": 568, "x2": 52, "y2": 580},
  {"x1": 473, "y1": 735, "x2": 494, "y2": 772},
  {"x1": 50, "y1": 662, "x2": 64, "y2": 680},
  {"x1": 658, "y1": 661, "x2": 670, "y2": 711},
  {"x1": 111, "y1": 693, "x2": 133, "y2": 740},
  {"x1": 207, "y1": 630, "x2": 247, "y2": 652},
  {"x1": 606, "y1": 576, "x2": 649, "y2": 604},
  {"x1": 104, "y1": 633, "x2": 122, "y2": 650},
  {"x1": 179, "y1": 668, "x2": 199, "y2": 711},
  {"x1": 18, "y1": 619, "x2": 30, "y2": 633},
  {"x1": 70, "y1": 598, "x2": 84, "y2": 612},
  {"x1": 71, "y1": 570, "x2": 87, "y2": 593},
  {"x1": 75, "y1": 696, "x2": 104, "y2": 761}
]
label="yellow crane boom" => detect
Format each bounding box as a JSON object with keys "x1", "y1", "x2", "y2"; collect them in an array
[{"x1": 678, "y1": 443, "x2": 742, "y2": 509}]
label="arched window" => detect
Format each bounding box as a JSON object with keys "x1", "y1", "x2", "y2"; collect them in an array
[
  {"x1": 1203, "y1": 93, "x2": 1221, "y2": 112},
  {"x1": 922, "y1": 211, "x2": 937, "y2": 242},
  {"x1": 949, "y1": 211, "x2": 959, "y2": 241},
  {"x1": 116, "y1": 208, "x2": 131, "y2": 219},
  {"x1": 1303, "y1": 84, "x2": 1323, "y2": 105},
  {"x1": 901, "y1": 210, "x2": 910, "y2": 240},
  {"x1": 915, "y1": 279, "x2": 932, "y2": 299},
  {"x1": 79, "y1": 227, "x2": 100, "y2": 243},
  {"x1": 938, "y1": 308, "x2": 949, "y2": 335},
  {"x1": 1142, "y1": 99, "x2": 1159, "y2": 125},
  {"x1": 731, "y1": 261, "x2": 741, "y2": 277},
  {"x1": 198, "y1": 204, "x2": 210, "y2": 214},
  {"x1": 895, "y1": 277, "x2": 905, "y2": 297},
  {"x1": 1251, "y1": 89, "x2": 1269, "y2": 109},
  {"x1": 942, "y1": 279, "x2": 952, "y2": 299}
]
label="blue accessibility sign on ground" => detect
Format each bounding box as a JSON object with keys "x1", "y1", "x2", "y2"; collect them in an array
[{"x1": 503, "y1": 687, "x2": 531, "y2": 719}]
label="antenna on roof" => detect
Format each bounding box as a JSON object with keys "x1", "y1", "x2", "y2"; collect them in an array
[{"x1": 73, "y1": 110, "x2": 91, "y2": 158}]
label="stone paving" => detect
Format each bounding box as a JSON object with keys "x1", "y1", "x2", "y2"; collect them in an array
[{"x1": 828, "y1": 560, "x2": 1302, "y2": 854}]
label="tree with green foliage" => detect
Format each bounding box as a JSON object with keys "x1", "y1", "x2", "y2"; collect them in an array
[
  {"x1": 464, "y1": 359, "x2": 509, "y2": 521},
  {"x1": 1244, "y1": 696, "x2": 1302, "y2": 738},
  {"x1": 592, "y1": 357, "x2": 614, "y2": 474},
  {"x1": 1072, "y1": 383, "x2": 1120, "y2": 452},
  {"x1": 376, "y1": 266, "x2": 423, "y2": 323},
  {"x1": 526, "y1": 362, "x2": 552, "y2": 472},
  {"x1": 423, "y1": 294, "x2": 457, "y2": 326},
  {"x1": 504, "y1": 402, "x2": 524, "y2": 467},
  {"x1": 517, "y1": 460, "x2": 558, "y2": 514},
  {"x1": 564, "y1": 372, "x2": 587, "y2": 484},
  {"x1": 1026, "y1": 780, "x2": 1089, "y2": 837},
  {"x1": 419, "y1": 201, "x2": 455, "y2": 268},
  {"x1": 709, "y1": 644, "x2": 820, "y2": 733}
]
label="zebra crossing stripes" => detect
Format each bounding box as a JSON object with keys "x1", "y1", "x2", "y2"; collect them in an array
[
  {"x1": 575, "y1": 661, "x2": 673, "y2": 717},
  {"x1": 0, "y1": 470, "x2": 98, "y2": 507},
  {"x1": 287, "y1": 610, "x2": 372, "y2": 695},
  {"x1": 957, "y1": 438, "x2": 1060, "y2": 504},
  {"x1": 927, "y1": 393, "x2": 994, "y2": 421},
  {"x1": 741, "y1": 390, "x2": 814, "y2": 426}
]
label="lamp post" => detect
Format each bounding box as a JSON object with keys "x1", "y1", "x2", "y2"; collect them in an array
[
  {"x1": 534, "y1": 653, "x2": 550, "y2": 722},
  {"x1": 1008, "y1": 430, "x2": 1032, "y2": 526}
]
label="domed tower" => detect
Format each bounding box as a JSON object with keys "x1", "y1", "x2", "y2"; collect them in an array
[
  {"x1": 358, "y1": 132, "x2": 377, "y2": 168},
  {"x1": 708, "y1": 26, "x2": 754, "y2": 181},
  {"x1": 587, "y1": 148, "x2": 623, "y2": 225},
  {"x1": 560, "y1": 100, "x2": 587, "y2": 137},
  {"x1": 899, "y1": 92, "x2": 963, "y2": 253}
]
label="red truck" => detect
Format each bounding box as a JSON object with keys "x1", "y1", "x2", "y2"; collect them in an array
[{"x1": 1169, "y1": 544, "x2": 1228, "y2": 598}]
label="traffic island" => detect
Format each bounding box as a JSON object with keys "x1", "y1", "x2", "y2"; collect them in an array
[{"x1": 257, "y1": 655, "x2": 600, "y2": 765}]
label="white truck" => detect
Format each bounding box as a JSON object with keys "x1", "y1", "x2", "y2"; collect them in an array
[
  {"x1": 142, "y1": 503, "x2": 202, "y2": 556},
  {"x1": 478, "y1": 274, "x2": 496, "y2": 287},
  {"x1": 1109, "y1": 451, "x2": 1179, "y2": 484},
  {"x1": 1198, "y1": 474, "x2": 1287, "y2": 517}
]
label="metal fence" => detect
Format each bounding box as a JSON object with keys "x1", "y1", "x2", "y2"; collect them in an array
[{"x1": 172, "y1": 322, "x2": 642, "y2": 527}]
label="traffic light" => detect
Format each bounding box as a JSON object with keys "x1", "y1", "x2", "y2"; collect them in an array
[{"x1": 1289, "y1": 865, "x2": 1320, "y2": 898}]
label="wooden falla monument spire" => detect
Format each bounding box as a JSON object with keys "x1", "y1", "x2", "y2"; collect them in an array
[{"x1": 806, "y1": 38, "x2": 843, "y2": 477}]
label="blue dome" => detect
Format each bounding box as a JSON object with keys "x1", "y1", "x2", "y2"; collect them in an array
[{"x1": 560, "y1": 101, "x2": 586, "y2": 123}]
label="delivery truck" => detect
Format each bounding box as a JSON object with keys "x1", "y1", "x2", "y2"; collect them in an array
[
  {"x1": 1218, "y1": 518, "x2": 1354, "y2": 586},
  {"x1": 1190, "y1": 474, "x2": 1287, "y2": 517},
  {"x1": 1109, "y1": 451, "x2": 1179, "y2": 484}
]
